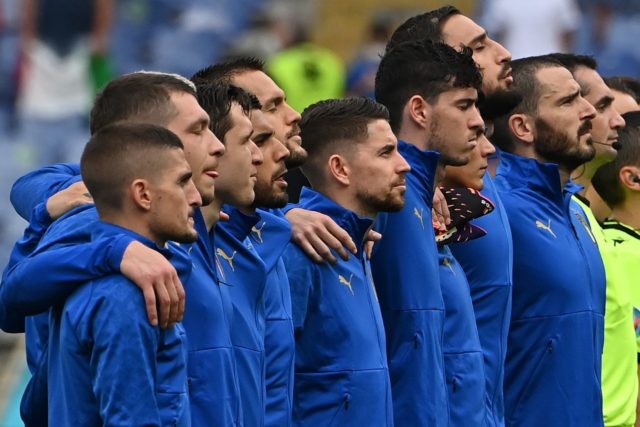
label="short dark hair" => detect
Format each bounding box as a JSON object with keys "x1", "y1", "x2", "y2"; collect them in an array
[
  {"x1": 90, "y1": 72, "x2": 196, "y2": 134},
  {"x1": 81, "y1": 123, "x2": 184, "y2": 213},
  {"x1": 509, "y1": 55, "x2": 564, "y2": 116},
  {"x1": 191, "y1": 57, "x2": 265, "y2": 85},
  {"x1": 592, "y1": 110, "x2": 640, "y2": 207},
  {"x1": 195, "y1": 83, "x2": 253, "y2": 141},
  {"x1": 375, "y1": 39, "x2": 482, "y2": 133},
  {"x1": 385, "y1": 6, "x2": 460, "y2": 53},
  {"x1": 604, "y1": 76, "x2": 640, "y2": 103},
  {"x1": 545, "y1": 53, "x2": 597, "y2": 73},
  {"x1": 300, "y1": 97, "x2": 390, "y2": 187},
  {"x1": 489, "y1": 56, "x2": 565, "y2": 153}
]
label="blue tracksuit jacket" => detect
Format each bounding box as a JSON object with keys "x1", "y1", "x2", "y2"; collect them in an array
[
  {"x1": 185, "y1": 209, "x2": 242, "y2": 426},
  {"x1": 3, "y1": 163, "x2": 240, "y2": 427},
  {"x1": 370, "y1": 141, "x2": 448, "y2": 426},
  {"x1": 250, "y1": 209, "x2": 295, "y2": 427},
  {"x1": 215, "y1": 206, "x2": 268, "y2": 427},
  {"x1": 494, "y1": 152, "x2": 606, "y2": 427},
  {"x1": 439, "y1": 245, "x2": 486, "y2": 427},
  {"x1": 47, "y1": 222, "x2": 190, "y2": 426},
  {"x1": 449, "y1": 172, "x2": 513, "y2": 427},
  {"x1": 283, "y1": 187, "x2": 393, "y2": 427}
]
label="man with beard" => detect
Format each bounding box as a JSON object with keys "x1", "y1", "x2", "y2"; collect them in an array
[
  {"x1": 0, "y1": 72, "x2": 234, "y2": 426},
  {"x1": 492, "y1": 56, "x2": 605, "y2": 426},
  {"x1": 284, "y1": 97, "x2": 410, "y2": 426},
  {"x1": 372, "y1": 39, "x2": 484, "y2": 426},
  {"x1": 192, "y1": 59, "x2": 360, "y2": 426},
  {"x1": 548, "y1": 53, "x2": 636, "y2": 427},
  {"x1": 384, "y1": 6, "x2": 516, "y2": 426}
]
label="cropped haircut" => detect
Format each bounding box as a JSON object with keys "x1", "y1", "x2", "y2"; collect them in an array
[
  {"x1": 191, "y1": 57, "x2": 265, "y2": 85},
  {"x1": 604, "y1": 76, "x2": 640, "y2": 103},
  {"x1": 90, "y1": 71, "x2": 196, "y2": 134},
  {"x1": 592, "y1": 111, "x2": 640, "y2": 207},
  {"x1": 375, "y1": 39, "x2": 482, "y2": 133},
  {"x1": 385, "y1": 6, "x2": 460, "y2": 53},
  {"x1": 544, "y1": 53, "x2": 597, "y2": 73},
  {"x1": 81, "y1": 123, "x2": 184, "y2": 214},
  {"x1": 299, "y1": 97, "x2": 390, "y2": 186},
  {"x1": 195, "y1": 83, "x2": 253, "y2": 141},
  {"x1": 508, "y1": 55, "x2": 564, "y2": 116}
]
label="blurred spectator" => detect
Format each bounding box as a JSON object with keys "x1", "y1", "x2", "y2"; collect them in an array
[
  {"x1": 17, "y1": 0, "x2": 112, "y2": 167},
  {"x1": 484, "y1": 0, "x2": 580, "y2": 58},
  {"x1": 575, "y1": 0, "x2": 640, "y2": 77},
  {"x1": 267, "y1": 23, "x2": 345, "y2": 113},
  {"x1": 346, "y1": 13, "x2": 393, "y2": 98}
]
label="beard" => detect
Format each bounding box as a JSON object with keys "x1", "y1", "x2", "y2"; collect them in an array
[
  {"x1": 357, "y1": 187, "x2": 405, "y2": 214},
  {"x1": 251, "y1": 177, "x2": 289, "y2": 209},
  {"x1": 534, "y1": 117, "x2": 595, "y2": 171},
  {"x1": 284, "y1": 147, "x2": 307, "y2": 169},
  {"x1": 428, "y1": 119, "x2": 470, "y2": 167}
]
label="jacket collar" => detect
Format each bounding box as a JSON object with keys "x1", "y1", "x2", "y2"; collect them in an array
[
  {"x1": 398, "y1": 140, "x2": 440, "y2": 202},
  {"x1": 497, "y1": 151, "x2": 583, "y2": 204},
  {"x1": 298, "y1": 187, "x2": 374, "y2": 259},
  {"x1": 218, "y1": 204, "x2": 261, "y2": 241},
  {"x1": 92, "y1": 221, "x2": 174, "y2": 259}
]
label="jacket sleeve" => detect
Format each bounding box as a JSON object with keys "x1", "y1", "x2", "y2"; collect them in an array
[
  {"x1": 10, "y1": 163, "x2": 81, "y2": 220},
  {"x1": 282, "y1": 244, "x2": 315, "y2": 332},
  {"x1": 0, "y1": 235, "x2": 133, "y2": 320}
]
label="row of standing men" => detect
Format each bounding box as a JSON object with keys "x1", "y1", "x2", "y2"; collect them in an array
[{"x1": 2, "y1": 5, "x2": 640, "y2": 427}]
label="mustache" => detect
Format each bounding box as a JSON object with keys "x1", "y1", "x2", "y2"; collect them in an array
[
  {"x1": 498, "y1": 64, "x2": 512, "y2": 79},
  {"x1": 286, "y1": 123, "x2": 301, "y2": 139},
  {"x1": 578, "y1": 120, "x2": 592, "y2": 136}
]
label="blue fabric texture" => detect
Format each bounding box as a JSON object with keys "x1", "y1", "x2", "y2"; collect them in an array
[
  {"x1": 494, "y1": 152, "x2": 606, "y2": 427},
  {"x1": 283, "y1": 187, "x2": 393, "y2": 427},
  {"x1": 370, "y1": 141, "x2": 448, "y2": 426}
]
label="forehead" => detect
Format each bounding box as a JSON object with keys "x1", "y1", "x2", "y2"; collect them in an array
[
  {"x1": 573, "y1": 66, "x2": 611, "y2": 103},
  {"x1": 434, "y1": 86, "x2": 478, "y2": 104},
  {"x1": 249, "y1": 108, "x2": 273, "y2": 132},
  {"x1": 441, "y1": 14, "x2": 484, "y2": 47},
  {"x1": 611, "y1": 89, "x2": 640, "y2": 114},
  {"x1": 536, "y1": 66, "x2": 579, "y2": 102},
  {"x1": 229, "y1": 102, "x2": 253, "y2": 134},
  {"x1": 167, "y1": 91, "x2": 208, "y2": 129},
  {"x1": 232, "y1": 70, "x2": 284, "y2": 105},
  {"x1": 363, "y1": 119, "x2": 396, "y2": 146}
]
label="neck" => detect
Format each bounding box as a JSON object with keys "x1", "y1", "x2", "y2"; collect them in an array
[
  {"x1": 239, "y1": 206, "x2": 256, "y2": 216},
  {"x1": 323, "y1": 186, "x2": 376, "y2": 219},
  {"x1": 610, "y1": 199, "x2": 640, "y2": 229},
  {"x1": 571, "y1": 156, "x2": 610, "y2": 194},
  {"x1": 557, "y1": 167, "x2": 572, "y2": 189},
  {"x1": 201, "y1": 199, "x2": 222, "y2": 230},
  {"x1": 396, "y1": 127, "x2": 429, "y2": 151},
  {"x1": 100, "y1": 211, "x2": 165, "y2": 247}
]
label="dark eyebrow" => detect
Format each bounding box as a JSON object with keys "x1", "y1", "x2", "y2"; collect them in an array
[
  {"x1": 468, "y1": 31, "x2": 487, "y2": 46},
  {"x1": 377, "y1": 143, "x2": 396, "y2": 155},
  {"x1": 252, "y1": 130, "x2": 273, "y2": 144},
  {"x1": 189, "y1": 116, "x2": 209, "y2": 130},
  {"x1": 596, "y1": 95, "x2": 614, "y2": 109},
  {"x1": 178, "y1": 170, "x2": 193, "y2": 184},
  {"x1": 558, "y1": 89, "x2": 580, "y2": 105}
]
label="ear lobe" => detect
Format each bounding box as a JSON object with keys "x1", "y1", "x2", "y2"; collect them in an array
[
  {"x1": 131, "y1": 179, "x2": 152, "y2": 211},
  {"x1": 508, "y1": 114, "x2": 535, "y2": 144},
  {"x1": 408, "y1": 95, "x2": 429, "y2": 128},
  {"x1": 619, "y1": 166, "x2": 640, "y2": 189},
  {"x1": 328, "y1": 154, "x2": 351, "y2": 186}
]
